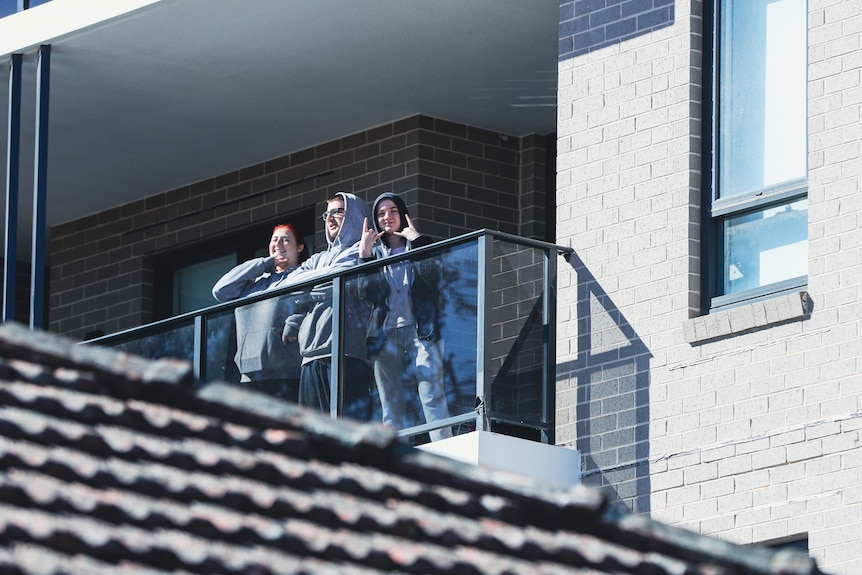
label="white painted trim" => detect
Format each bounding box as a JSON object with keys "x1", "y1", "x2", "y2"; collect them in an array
[{"x1": 1, "y1": 0, "x2": 161, "y2": 56}]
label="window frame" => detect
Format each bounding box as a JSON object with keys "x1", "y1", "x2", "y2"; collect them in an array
[
  {"x1": 704, "y1": 0, "x2": 809, "y2": 313},
  {"x1": 152, "y1": 209, "x2": 315, "y2": 320}
]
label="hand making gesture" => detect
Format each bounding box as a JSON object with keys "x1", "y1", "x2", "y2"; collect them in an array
[
  {"x1": 393, "y1": 213, "x2": 421, "y2": 242},
  {"x1": 359, "y1": 217, "x2": 381, "y2": 259}
]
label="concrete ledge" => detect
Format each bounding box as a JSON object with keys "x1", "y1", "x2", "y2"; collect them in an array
[
  {"x1": 682, "y1": 292, "x2": 810, "y2": 345},
  {"x1": 417, "y1": 430, "x2": 581, "y2": 488}
]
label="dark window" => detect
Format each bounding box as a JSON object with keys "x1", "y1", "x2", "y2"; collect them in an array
[
  {"x1": 153, "y1": 209, "x2": 315, "y2": 319},
  {"x1": 765, "y1": 536, "x2": 809, "y2": 554},
  {"x1": 707, "y1": 0, "x2": 808, "y2": 311}
]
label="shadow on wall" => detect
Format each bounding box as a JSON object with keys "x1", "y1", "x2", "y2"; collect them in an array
[
  {"x1": 559, "y1": 0, "x2": 675, "y2": 60},
  {"x1": 558, "y1": 252, "x2": 653, "y2": 515}
]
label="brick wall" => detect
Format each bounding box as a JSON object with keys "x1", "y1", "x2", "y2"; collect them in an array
[
  {"x1": 556, "y1": 0, "x2": 700, "y2": 507},
  {"x1": 556, "y1": 1, "x2": 862, "y2": 573},
  {"x1": 48, "y1": 115, "x2": 551, "y2": 338}
]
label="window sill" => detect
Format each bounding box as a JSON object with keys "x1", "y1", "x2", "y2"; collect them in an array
[{"x1": 682, "y1": 291, "x2": 811, "y2": 345}]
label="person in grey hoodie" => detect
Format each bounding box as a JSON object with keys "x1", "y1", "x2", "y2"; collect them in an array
[
  {"x1": 282, "y1": 191, "x2": 376, "y2": 421},
  {"x1": 359, "y1": 192, "x2": 451, "y2": 441},
  {"x1": 212, "y1": 222, "x2": 309, "y2": 400}
]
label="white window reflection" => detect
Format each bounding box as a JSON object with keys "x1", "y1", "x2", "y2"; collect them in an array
[
  {"x1": 723, "y1": 199, "x2": 808, "y2": 294},
  {"x1": 720, "y1": 0, "x2": 807, "y2": 198}
]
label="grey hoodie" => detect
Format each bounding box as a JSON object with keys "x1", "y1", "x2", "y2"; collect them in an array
[
  {"x1": 284, "y1": 192, "x2": 372, "y2": 363},
  {"x1": 211, "y1": 256, "x2": 301, "y2": 380}
]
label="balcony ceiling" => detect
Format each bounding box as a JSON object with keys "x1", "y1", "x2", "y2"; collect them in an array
[{"x1": 0, "y1": 0, "x2": 559, "y2": 259}]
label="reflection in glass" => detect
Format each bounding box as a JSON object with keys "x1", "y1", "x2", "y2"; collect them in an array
[
  {"x1": 348, "y1": 242, "x2": 479, "y2": 441},
  {"x1": 276, "y1": 279, "x2": 375, "y2": 422},
  {"x1": 97, "y1": 232, "x2": 559, "y2": 445},
  {"x1": 435, "y1": 243, "x2": 479, "y2": 435},
  {"x1": 112, "y1": 322, "x2": 196, "y2": 363},
  {"x1": 487, "y1": 241, "x2": 548, "y2": 435},
  {"x1": 0, "y1": 1, "x2": 16, "y2": 18},
  {"x1": 719, "y1": 0, "x2": 807, "y2": 198},
  {"x1": 204, "y1": 309, "x2": 240, "y2": 384},
  {"x1": 218, "y1": 291, "x2": 306, "y2": 400},
  {"x1": 723, "y1": 199, "x2": 808, "y2": 295}
]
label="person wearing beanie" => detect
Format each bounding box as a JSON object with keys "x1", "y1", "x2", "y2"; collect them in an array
[{"x1": 359, "y1": 191, "x2": 452, "y2": 441}]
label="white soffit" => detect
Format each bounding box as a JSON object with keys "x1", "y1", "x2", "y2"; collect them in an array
[{"x1": 0, "y1": 0, "x2": 161, "y2": 56}]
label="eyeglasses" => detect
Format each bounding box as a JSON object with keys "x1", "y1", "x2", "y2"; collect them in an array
[{"x1": 321, "y1": 207, "x2": 345, "y2": 221}]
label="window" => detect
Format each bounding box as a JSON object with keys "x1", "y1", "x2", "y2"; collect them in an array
[
  {"x1": 709, "y1": 0, "x2": 808, "y2": 310},
  {"x1": 0, "y1": 0, "x2": 52, "y2": 18},
  {"x1": 153, "y1": 209, "x2": 315, "y2": 319},
  {"x1": 172, "y1": 254, "x2": 237, "y2": 315},
  {"x1": 765, "y1": 536, "x2": 809, "y2": 554}
]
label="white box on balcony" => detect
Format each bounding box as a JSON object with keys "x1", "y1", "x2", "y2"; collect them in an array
[{"x1": 417, "y1": 430, "x2": 581, "y2": 488}]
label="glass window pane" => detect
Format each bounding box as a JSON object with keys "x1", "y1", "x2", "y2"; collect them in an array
[
  {"x1": 173, "y1": 254, "x2": 236, "y2": 315},
  {"x1": 723, "y1": 198, "x2": 808, "y2": 295},
  {"x1": 0, "y1": 0, "x2": 18, "y2": 18},
  {"x1": 719, "y1": 0, "x2": 807, "y2": 198}
]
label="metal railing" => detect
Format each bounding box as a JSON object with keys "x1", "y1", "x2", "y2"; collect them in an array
[{"x1": 89, "y1": 230, "x2": 573, "y2": 445}]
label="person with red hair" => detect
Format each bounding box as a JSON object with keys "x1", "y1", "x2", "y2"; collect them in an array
[{"x1": 212, "y1": 223, "x2": 309, "y2": 400}]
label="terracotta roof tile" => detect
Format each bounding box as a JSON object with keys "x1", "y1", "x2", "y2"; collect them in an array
[{"x1": 0, "y1": 323, "x2": 825, "y2": 574}]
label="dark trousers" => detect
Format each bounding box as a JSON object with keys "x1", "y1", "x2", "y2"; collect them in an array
[
  {"x1": 299, "y1": 357, "x2": 378, "y2": 422},
  {"x1": 239, "y1": 377, "x2": 300, "y2": 403}
]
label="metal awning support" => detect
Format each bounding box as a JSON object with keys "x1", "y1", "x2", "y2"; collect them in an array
[
  {"x1": 30, "y1": 45, "x2": 51, "y2": 329},
  {"x1": 4, "y1": 54, "x2": 22, "y2": 323}
]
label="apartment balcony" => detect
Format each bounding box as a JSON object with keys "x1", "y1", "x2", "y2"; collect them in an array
[{"x1": 90, "y1": 230, "x2": 580, "y2": 486}]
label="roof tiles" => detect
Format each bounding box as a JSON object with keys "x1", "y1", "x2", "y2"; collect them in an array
[{"x1": 0, "y1": 323, "x2": 824, "y2": 574}]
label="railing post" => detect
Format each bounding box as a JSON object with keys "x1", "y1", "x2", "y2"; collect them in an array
[
  {"x1": 193, "y1": 314, "x2": 207, "y2": 380},
  {"x1": 475, "y1": 234, "x2": 492, "y2": 432},
  {"x1": 542, "y1": 246, "x2": 559, "y2": 445},
  {"x1": 329, "y1": 278, "x2": 342, "y2": 419},
  {"x1": 30, "y1": 44, "x2": 51, "y2": 330},
  {"x1": 4, "y1": 54, "x2": 22, "y2": 323}
]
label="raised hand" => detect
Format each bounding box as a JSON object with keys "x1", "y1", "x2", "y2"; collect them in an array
[
  {"x1": 359, "y1": 216, "x2": 381, "y2": 258},
  {"x1": 394, "y1": 213, "x2": 421, "y2": 242}
]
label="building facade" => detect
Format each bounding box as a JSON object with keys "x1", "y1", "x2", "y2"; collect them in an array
[
  {"x1": 556, "y1": 0, "x2": 860, "y2": 573},
  {"x1": 3, "y1": 0, "x2": 860, "y2": 573},
  {"x1": 47, "y1": 117, "x2": 552, "y2": 336}
]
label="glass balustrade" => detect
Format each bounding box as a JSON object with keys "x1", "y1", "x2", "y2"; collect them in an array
[{"x1": 91, "y1": 231, "x2": 570, "y2": 445}]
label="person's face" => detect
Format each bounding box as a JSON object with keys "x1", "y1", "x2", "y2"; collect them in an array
[
  {"x1": 375, "y1": 199, "x2": 402, "y2": 235},
  {"x1": 269, "y1": 226, "x2": 303, "y2": 272},
  {"x1": 323, "y1": 198, "x2": 346, "y2": 241}
]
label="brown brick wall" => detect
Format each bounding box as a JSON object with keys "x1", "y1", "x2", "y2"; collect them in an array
[{"x1": 48, "y1": 115, "x2": 552, "y2": 338}]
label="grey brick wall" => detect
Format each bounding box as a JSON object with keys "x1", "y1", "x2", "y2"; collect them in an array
[
  {"x1": 556, "y1": 0, "x2": 862, "y2": 572},
  {"x1": 48, "y1": 115, "x2": 551, "y2": 338},
  {"x1": 559, "y1": 0, "x2": 676, "y2": 60},
  {"x1": 557, "y1": 0, "x2": 701, "y2": 513}
]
